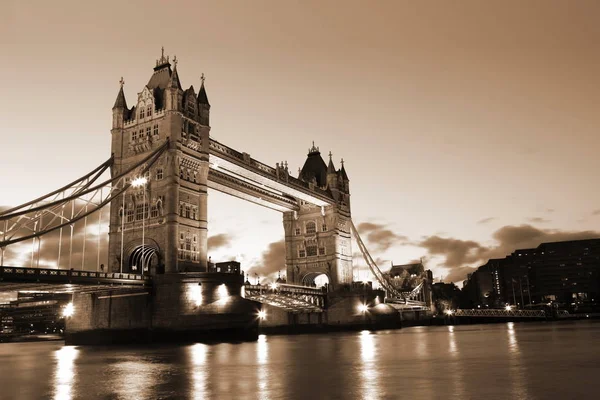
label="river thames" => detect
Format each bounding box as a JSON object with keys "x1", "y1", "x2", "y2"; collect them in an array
[{"x1": 1, "y1": 321, "x2": 599, "y2": 399}]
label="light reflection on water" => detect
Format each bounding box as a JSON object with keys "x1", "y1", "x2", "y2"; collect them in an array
[
  {"x1": 0, "y1": 321, "x2": 599, "y2": 399},
  {"x1": 188, "y1": 344, "x2": 207, "y2": 400},
  {"x1": 256, "y1": 334, "x2": 269, "y2": 397},
  {"x1": 359, "y1": 330, "x2": 379, "y2": 399},
  {"x1": 54, "y1": 346, "x2": 78, "y2": 400}
]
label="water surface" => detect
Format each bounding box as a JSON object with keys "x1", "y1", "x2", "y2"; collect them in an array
[{"x1": 1, "y1": 321, "x2": 599, "y2": 399}]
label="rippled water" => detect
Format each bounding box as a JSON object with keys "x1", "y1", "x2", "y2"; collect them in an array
[{"x1": 1, "y1": 321, "x2": 599, "y2": 399}]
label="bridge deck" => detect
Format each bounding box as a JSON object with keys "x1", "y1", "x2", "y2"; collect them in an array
[
  {"x1": 0, "y1": 266, "x2": 152, "y2": 293},
  {"x1": 244, "y1": 284, "x2": 326, "y2": 313}
]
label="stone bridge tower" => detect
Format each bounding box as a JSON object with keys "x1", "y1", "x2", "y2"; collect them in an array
[
  {"x1": 283, "y1": 144, "x2": 353, "y2": 289},
  {"x1": 108, "y1": 50, "x2": 211, "y2": 274}
]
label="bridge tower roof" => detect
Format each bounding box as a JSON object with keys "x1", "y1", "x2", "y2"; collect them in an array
[{"x1": 300, "y1": 142, "x2": 328, "y2": 186}]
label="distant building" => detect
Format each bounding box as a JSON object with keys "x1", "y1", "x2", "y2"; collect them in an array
[{"x1": 462, "y1": 238, "x2": 600, "y2": 308}]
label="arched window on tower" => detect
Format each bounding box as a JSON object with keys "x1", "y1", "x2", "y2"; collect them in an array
[
  {"x1": 306, "y1": 221, "x2": 316, "y2": 235},
  {"x1": 147, "y1": 105, "x2": 152, "y2": 117},
  {"x1": 140, "y1": 107, "x2": 145, "y2": 119}
]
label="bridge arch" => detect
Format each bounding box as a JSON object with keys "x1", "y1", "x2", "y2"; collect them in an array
[
  {"x1": 124, "y1": 239, "x2": 162, "y2": 274},
  {"x1": 301, "y1": 272, "x2": 330, "y2": 289}
]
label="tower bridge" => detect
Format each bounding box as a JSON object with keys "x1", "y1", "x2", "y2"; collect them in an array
[{"x1": 0, "y1": 50, "x2": 431, "y2": 343}]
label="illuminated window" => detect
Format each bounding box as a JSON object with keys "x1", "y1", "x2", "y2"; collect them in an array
[
  {"x1": 306, "y1": 245, "x2": 318, "y2": 257},
  {"x1": 306, "y1": 222, "x2": 316, "y2": 234},
  {"x1": 156, "y1": 168, "x2": 163, "y2": 180}
]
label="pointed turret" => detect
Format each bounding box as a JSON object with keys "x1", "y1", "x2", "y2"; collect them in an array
[
  {"x1": 327, "y1": 151, "x2": 336, "y2": 174},
  {"x1": 165, "y1": 54, "x2": 183, "y2": 111},
  {"x1": 326, "y1": 151, "x2": 340, "y2": 200},
  {"x1": 112, "y1": 78, "x2": 127, "y2": 110},
  {"x1": 167, "y1": 56, "x2": 182, "y2": 90},
  {"x1": 198, "y1": 73, "x2": 210, "y2": 126},
  {"x1": 339, "y1": 158, "x2": 349, "y2": 181},
  {"x1": 198, "y1": 75, "x2": 210, "y2": 106},
  {"x1": 112, "y1": 78, "x2": 127, "y2": 129}
]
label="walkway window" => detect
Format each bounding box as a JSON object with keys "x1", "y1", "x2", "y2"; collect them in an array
[{"x1": 306, "y1": 221, "x2": 316, "y2": 234}]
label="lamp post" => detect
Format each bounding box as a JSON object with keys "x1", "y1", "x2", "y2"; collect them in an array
[{"x1": 132, "y1": 176, "x2": 148, "y2": 275}]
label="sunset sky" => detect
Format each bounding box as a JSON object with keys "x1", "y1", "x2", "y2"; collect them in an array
[{"x1": 2, "y1": 0, "x2": 600, "y2": 288}]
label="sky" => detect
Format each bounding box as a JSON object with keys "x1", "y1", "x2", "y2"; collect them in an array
[{"x1": 1, "y1": 0, "x2": 600, "y2": 290}]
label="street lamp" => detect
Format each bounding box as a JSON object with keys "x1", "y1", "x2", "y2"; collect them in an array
[{"x1": 132, "y1": 176, "x2": 148, "y2": 275}]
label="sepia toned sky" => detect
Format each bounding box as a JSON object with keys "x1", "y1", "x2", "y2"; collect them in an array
[{"x1": 1, "y1": 0, "x2": 600, "y2": 287}]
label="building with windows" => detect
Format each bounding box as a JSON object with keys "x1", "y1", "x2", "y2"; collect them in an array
[{"x1": 462, "y1": 238, "x2": 600, "y2": 308}]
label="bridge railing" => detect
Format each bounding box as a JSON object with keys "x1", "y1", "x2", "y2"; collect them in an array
[
  {"x1": 1, "y1": 266, "x2": 152, "y2": 283},
  {"x1": 454, "y1": 309, "x2": 546, "y2": 318},
  {"x1": 244, "y1": 283, "x2": 326, "y2": 296}
]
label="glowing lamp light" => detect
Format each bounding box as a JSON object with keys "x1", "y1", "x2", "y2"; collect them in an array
[
  {"x1": 132, "y1": 176, "x2": 148, "y2": 188},
  {"x1": 505, "y1": 305, "x2": 512, "y2": 311},
  {"x1": 269, "y1": 282, "x2": 278, "y2": 290},
  {"x1": 62, "y1": 303, "x2": 74, "y2": 318},
  {"x1": 444, "y1": 309, "x2": 454, "y2": 316},
  {"x1": 189, "y1": 285, "x2": 203, "y2": 307},
  {"x1": 218, "y1": 284, "x2": 228, "y2": 303},
  {"x1": 258, "y1": 310, "x2": 267, "y2": 320},
  {"x1": 358, "y1": 304, "x2": 368, "y2": 313}
]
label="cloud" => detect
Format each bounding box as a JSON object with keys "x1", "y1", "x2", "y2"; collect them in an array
[
  {"x1": 207, "y1": 233, "x2": 232, "y2": 250},
  {"x1": 477, "y1": 217, "x2": 495, "y2": 225},
  {"x1": 247, "y1": 240, "x2": 286, "y2": 279},
  {"x1": 356, "y1": 222, "x2": 408, "y2": 252},
  {"x1": 528, "y1": 217, "x2": 550, "y2": 223},
  {"x1": 417, "y1": 224, "x2": 600, "y2": 284}
]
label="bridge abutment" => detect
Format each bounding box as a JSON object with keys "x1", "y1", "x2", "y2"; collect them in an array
[{"x1": 65, "y1": 272, "x2": 260, "y2": 345}]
